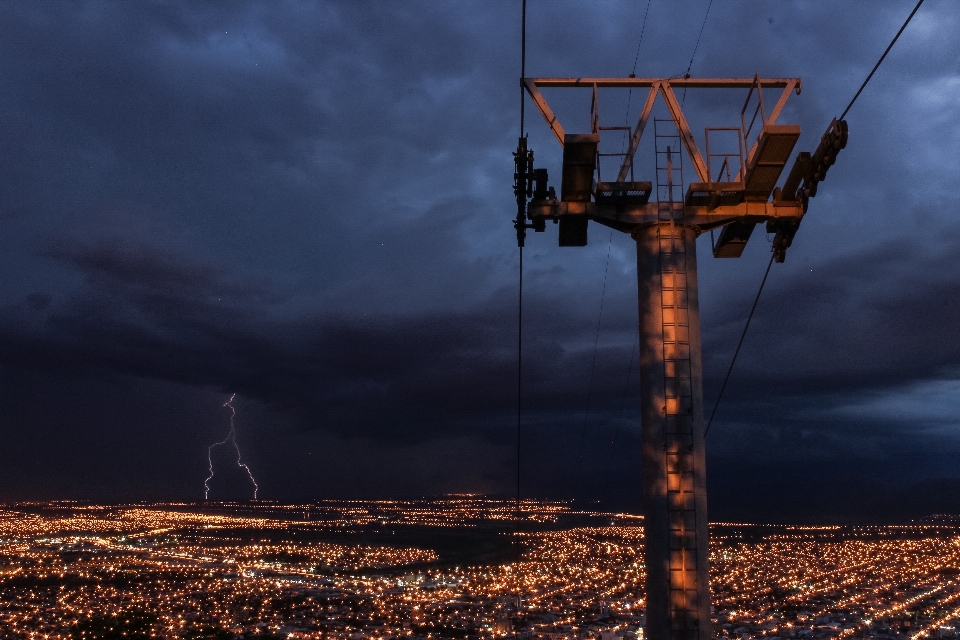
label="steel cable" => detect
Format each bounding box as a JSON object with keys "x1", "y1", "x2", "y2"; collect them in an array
[
  {"x1": 840, "y1": 0, "x2": 925, "y2": 120},
  {"x1": 705, "y1": 0, "x2": 926, "y2": 438},
  {"x1": 514, "y1": 0, "x2": 527, "y2": 620},
  {"x1": 704, "y1": 252, "x2": 774, "y2": 438}
]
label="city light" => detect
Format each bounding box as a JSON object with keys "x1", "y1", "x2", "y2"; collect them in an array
[{"x1": 2, "y1": 501, "x2": 959, "y2": 640}]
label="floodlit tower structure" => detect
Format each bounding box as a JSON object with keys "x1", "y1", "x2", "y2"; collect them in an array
[{"x1": 513, "y1": 76, "x2": 846, "y2": 640}]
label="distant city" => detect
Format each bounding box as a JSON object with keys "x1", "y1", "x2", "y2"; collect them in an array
[{"x1": 3, "y1": 498, "x2": 960, "y2": 640}]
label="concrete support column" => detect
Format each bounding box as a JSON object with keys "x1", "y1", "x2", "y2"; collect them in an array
[{"x1": 635, "y1": 222, "x2": 711, "y2": 640}]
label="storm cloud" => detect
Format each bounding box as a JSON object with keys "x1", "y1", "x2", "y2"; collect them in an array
[{"x1": 2, "y1": 1, "x2": 959, "y2": 521}]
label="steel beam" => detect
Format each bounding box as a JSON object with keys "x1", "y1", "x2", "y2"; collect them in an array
[
  {"x1": 524, "y1": 78, "x2": 565, "y2": 145},
  {"x1": 617, "y1": 85, "x2": 660, "y2": 182},
  {"x1": 659, "y1": 85, "x2": 709, "y2": 183},
  {"x1": 527, "y1": 200, "x2": 804, "y2": 231},
  {"x1": 765, "y1": 79, "x2": 802, "y2": 128},
  {"x1": 528, "y1": 77, "x2": 800, "y2": 89}
]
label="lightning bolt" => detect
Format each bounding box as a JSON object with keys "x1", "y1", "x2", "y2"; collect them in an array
[{"x1": 204, "y1": 393, "x2": 259, "y2": 500}]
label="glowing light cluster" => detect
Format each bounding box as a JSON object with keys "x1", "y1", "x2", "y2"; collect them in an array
[{"x1": 2, "y1": 502, "x2": 960, "y2": 640}]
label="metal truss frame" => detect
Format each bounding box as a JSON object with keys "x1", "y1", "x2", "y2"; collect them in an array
[{"x1": 523, "y1": 77, "x2": 801, "y2": 184}]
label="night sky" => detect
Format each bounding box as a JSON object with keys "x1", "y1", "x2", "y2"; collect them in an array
[{"x1": 2, "y1": 1, "x2": 959, "y2": 523}]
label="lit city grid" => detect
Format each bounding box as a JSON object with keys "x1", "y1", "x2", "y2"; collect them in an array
[{"x1": 2, "y1": 501, "x2": 960, "y2": 640}]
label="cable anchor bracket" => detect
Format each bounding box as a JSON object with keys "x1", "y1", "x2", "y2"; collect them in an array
[{"x1": 513, "y1": 136, "x2": 553, "y2": 247}]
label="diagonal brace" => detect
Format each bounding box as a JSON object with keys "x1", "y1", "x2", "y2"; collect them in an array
[
  {"x1": 659, "y1": 84, "x2": 709, "y2": 182},
  {"x1": 616, "y1": 84, "x2": 659, "y2": 182}
]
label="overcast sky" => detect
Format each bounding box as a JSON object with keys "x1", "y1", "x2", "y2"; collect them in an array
[{"x1": 2, "y1": 1, "x2": 958, "y2": 522}]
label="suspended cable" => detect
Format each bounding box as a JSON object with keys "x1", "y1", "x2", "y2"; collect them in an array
[
  {"x1": 516, "y1": 242, "x2": 523, "y2": 534},
  {"x1": 630, "y1": 0, "x2": 653, "y2": 76},
  {"x1": 685, "y1": 0, "x2": 714, "y2": 76},
  {"x1": 681, "y1": 0, "x2": 714, "y2": 107},
  {"x1": 514, "y1": 0, "x2": 527, "y2": 622},
  {"x1": 840, "y1": 0, "x2": 924, "y2": 120},
  {"x1": 705, "y1": 1, "x2": 925, "y2": 439},
  {"x1": 623, "y1": 0, "x2": 654, "y2": 142},
  {"x1": 520, "y1": 0, "x2": 527, "y2": 136},
  {"x1": 703, "y1": 252, "x2": 774, "y2": 438},
  {"x1": 516, "y1": 0, "x2": 527, "y2": 518}
]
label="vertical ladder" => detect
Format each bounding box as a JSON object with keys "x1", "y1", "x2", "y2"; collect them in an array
[
  {"x1": 653, "y1": 118, "x2": 700, "y2": 640},
  {"x1": 655, "y1": 118, "x2": 685, "y2": 218}
]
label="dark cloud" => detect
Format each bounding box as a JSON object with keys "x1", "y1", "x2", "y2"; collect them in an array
[{"x1": 1, "y1": 1, "x2": 959, "y2": 520}]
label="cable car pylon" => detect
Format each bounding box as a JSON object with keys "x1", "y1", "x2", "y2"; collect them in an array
[{"x1": 514, "y1": 75, "x2": 846, "y2": 640}]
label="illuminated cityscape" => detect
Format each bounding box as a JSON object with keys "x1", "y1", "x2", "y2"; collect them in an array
[
  {"x1": 3, "y1": 500, "x2": 960, "y2": 640},
  {"x1": 1, "y1": 3, "x2": 956, "y2": 640}
]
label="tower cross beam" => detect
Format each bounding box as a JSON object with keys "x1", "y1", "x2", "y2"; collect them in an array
[
  {"x1": 528, "y1": 77, "x2": 800, "y2": 88},
  {"x1": 528, "y1": 200, "x2": 804, "y2": 234}
]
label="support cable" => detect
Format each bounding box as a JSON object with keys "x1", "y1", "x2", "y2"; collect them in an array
[
  {"x1": 705, "y1": 1, "x2": 925, "y2": 439},
  {"x1": 703, "y1": 252, "x2": 774, "y2": 438},
  {"x1": 630, "y1": 0, "x2": 653, "y2": 75},
  {"x1": 514, "y1": 0, "x2": 527, "y2": 622},
  {"x1": 685, "y1": 0, "x2": 714, "y2": 76},
  {"x1": 623, "y1": 0, "x2": 654, "y2": 143},
  {"x1": 840, "y1": 0, "x2": 924, "y2": 120},
  {"x1": 681, "y1": 0, "x2": 714, "y2": 106},
  {"x1": 516, "y1": 243, "x2": 523, "y2": 537},
  {"x1": 520, "y1": 0, "x2": 527, "y2": 135}
]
